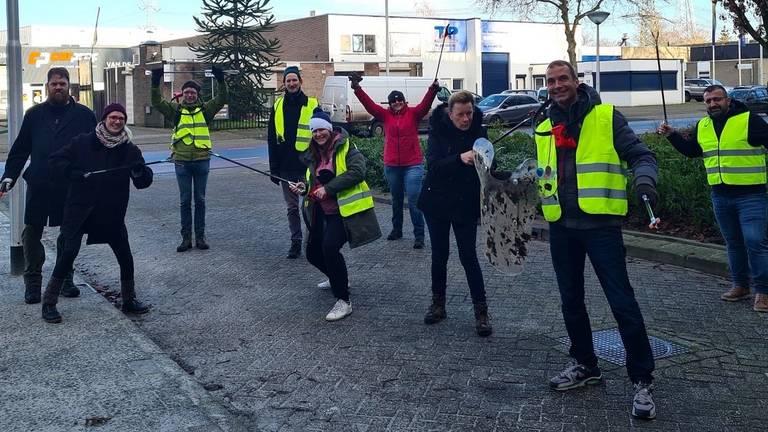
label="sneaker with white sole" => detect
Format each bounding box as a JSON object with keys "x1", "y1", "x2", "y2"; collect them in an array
[
  {"x1": 317, "y1": 279, "x2": 331, "y2": 289},
  {"x1": 549, "y1": 361, "x2": 602, "y2": 391},
  {"x1": 325, "y1": 299, "x2": 352, "y2": 321},
  {"x1": 631, "y1": 381, "x2": 656, "y2": 419}
]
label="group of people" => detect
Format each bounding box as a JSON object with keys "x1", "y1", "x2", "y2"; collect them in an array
[{"x1": 3, "y1": 58, "x2": 768, "y2": 422}]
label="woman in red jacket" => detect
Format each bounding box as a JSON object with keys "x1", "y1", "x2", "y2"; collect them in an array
[{"x1": 351, "y1": 74, "x2": 439, "y2": 249}]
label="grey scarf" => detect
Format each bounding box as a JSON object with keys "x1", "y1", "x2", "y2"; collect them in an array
[{"x1": 95, "y1": 122, "x2": 131, "y2": 148}]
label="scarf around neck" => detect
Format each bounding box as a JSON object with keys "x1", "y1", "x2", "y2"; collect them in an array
[{"x1": 95, "y1": 122, "x2": 131, "y2": 149}]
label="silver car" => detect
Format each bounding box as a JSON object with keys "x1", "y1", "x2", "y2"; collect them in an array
[{"x1": 478, "y1": 93, "x2": 541, "y2": 125}]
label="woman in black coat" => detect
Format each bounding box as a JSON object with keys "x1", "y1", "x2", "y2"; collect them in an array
[
  {"x1": 417, "y1": 91, "x2": 492, "y2": 337},
  {"x1": 41, "y1": 103, "x2": 153, "y2": 323}
]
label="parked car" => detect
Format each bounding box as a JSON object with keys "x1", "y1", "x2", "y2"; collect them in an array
[
  {"x1": 537, "y1": 87, "x2": 548, "y2": 103},
  {"x1": 684, "y1": 78, "x2": 731, "y2": 102},
  {"x1": 451, "y1": 89, "x2": 484, "y2": 105},
  {"x1": 728, "y1": 86, "x2": 768, "y2": 114},
  {"x1": 501, "y1": 89, "x2": 538, "y2": 99},
  {"x1": 477, "y1": 93, "x2": 541, "y2": 125}
]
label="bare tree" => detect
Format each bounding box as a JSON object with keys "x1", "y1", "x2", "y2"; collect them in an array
[{"x1": 721, "y1": 0, "x2": 768, "y2": 49}]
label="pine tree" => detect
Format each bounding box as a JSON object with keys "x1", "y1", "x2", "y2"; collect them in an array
[{"x1": 189, "y1": 0, "x2": 280, "y2": 117}]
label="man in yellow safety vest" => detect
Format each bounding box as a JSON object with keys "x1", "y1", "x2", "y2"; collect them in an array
[
  {"x1": 536, "y1": 60, "x2": 659, "y2": 420},
  {"x1": 659, "y1": 85, "x2": 768, "y2": 313}
]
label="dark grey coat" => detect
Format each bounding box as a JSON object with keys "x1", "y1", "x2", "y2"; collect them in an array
[{"x1": 0, "y1": 98, "x2": 96, "y2": 226}]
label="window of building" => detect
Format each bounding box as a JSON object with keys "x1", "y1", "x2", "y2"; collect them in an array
[
  {"x1": 453, "y1": 79, "x2": 464, "y2": 90},
  {"x1": 598, "y1": 71, "x2": 678, "y2": 92},
  {"x1": 350, "y1": 34, "x2": 376, "y2": 53}
]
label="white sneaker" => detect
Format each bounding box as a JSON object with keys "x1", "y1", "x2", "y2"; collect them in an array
[
  {"x1": 317, "y1": 279, "x2": 331, "y2": 289},
  {"x1": 325, "y1": 299, "x2": 352, "y2": 321}
]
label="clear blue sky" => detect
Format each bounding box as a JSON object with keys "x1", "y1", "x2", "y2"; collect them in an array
[{"x1": 0, "y1": 0, "x2": 720, "y2": 46}]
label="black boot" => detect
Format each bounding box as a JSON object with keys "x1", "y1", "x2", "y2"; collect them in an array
[
  {"x1": 23, "y1": 274, "x2": 42, "y2": 304},
  {"x1": 41, "y1": 277, "x2": 64, "y2": 323},
  {"x1": 177, "y1": 233, "x2": 192, "y2": 252},
  {"x1": 195, "y1": 233, "x2": 210, "y2": 250},
  {"x1": 474, "y1": 302, "x2": 493, "y2": 337},
  {"x1": 286, "y1": 241, "x2": 302, "y2": 259},
  {"x1": 424, "y1": 295, "x2": 447, "y2": 324},
  {"x1": 60, "y1": 278, "x2": 81, "y2": 298},
  {"x1": 121, "y1": 280, "x2": 150, "y2": 314},
  {"x1": 386, "y1": 229, "x2": 402, "y2": 241}
]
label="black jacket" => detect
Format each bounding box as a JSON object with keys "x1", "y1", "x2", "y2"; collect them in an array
[
  {"x1": 49, "y1": 131, "x2": 153, "y2": 244},
  {"x1": 667, "y1": 99, "x2": 768, "y2": 195},
  {"x1": 268, "y1": 90, "x2": 311, "y2": 179},
  {"x1": 541, "y1": 84, "x2": 658, "y2": 229},
  {"x1": 417, "y1": 102, "x2": 487, "y2": 222},
  {"x1": 1, "y1": 98, "x2": 96, "y2": 226}
]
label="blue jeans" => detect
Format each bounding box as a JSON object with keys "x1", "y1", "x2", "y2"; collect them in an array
[
  {"x1": 175, "y1": 159, "x2": 210, "y2": 236},
  {"x1": 711, "y1": 191, "x2": 768, "y2": 294},
  {"x1": 384, "y1": 164, "x2": 425, "y2": 240},
  {"x1": 549, "y1": 223, "x2": 655, "y2": 383}
]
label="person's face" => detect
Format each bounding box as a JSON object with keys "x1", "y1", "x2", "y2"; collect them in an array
[
  {"x1": 449, "y1": 101, "x2": 474, "y2": 131},
  {"x1": 104, "y1": 112, "x2": 126, "y2": 135},
  {"x1": 312, "y1": 128, "x2": 332, "y2": 145},
  {"x1": 546, "y1": 64, "x2": 579, "y2": 108},
  {"x1": 390, "y1": 94, "x2": 405, "y2": 113},
  {"x1": 285, "y1": 74, "x2": 301, "y2": 94},
  {"x1": 46, "y1": 74, "x2": 70, "y2": 104},
  {"x1": 182, "y1": 88, "x2": 198, "y2": 104},
  {"x1": 704, "y1": 89, "x2": 730, "y2": 118}
]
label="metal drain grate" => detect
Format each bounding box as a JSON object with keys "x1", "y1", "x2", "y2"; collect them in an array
[{"x1": 557, "y1": 328, "x2": 688, "y2": 366}]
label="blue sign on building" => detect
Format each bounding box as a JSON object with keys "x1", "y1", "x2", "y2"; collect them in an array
[{"x1": 432, "y1": 21, "x2": 467, "y2": 52}]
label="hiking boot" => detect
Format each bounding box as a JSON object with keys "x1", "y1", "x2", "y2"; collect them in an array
[
  {"x1": 473, "y1": 302, "x2": 493, "y2": 337},
  {"x1": 23, "y1": 274, "x2": 42, "y2": 304},
  {"x1": 177, "y1": 233, "x2": 192, "y2": 252},
  {"x1": 424, "y1": 296, "x2": 446, "y2": 324},
  {"x1": 721, "y1": 286, "x2": 750, "y2": 302},
  {"x1": 287, "y1": 241, "x2": 302, "y2": 259},
  {"x1": 549, "y1": 361, "x2": 602, "y2": 391},
  {"x1": 60, "y1": 279, "x2": 80, "y2": 298},
  {"x1": 195, "y1": 234, "x2": 210, "y2": 250},
  {"x1": 120, "y1": 280, "x2": 150, "y2": 314},
  {"x1": 631, "y1": 381, "x2": 656, "y2": 419},
  {"x1": 42, "y1": 304, "x2": 62, "y2": 324},
  {"x1": 386, "y1": 230, "x2": 402, "y2": 241},
  {"x1": 413, "y1": 238, "x2": 425, "y2": 249},
  {"x1": 754, "y1": 293, "x2": 768, "y2": 313},
  {"x1": 325, "y1": 299, "x2": 352, "y2": 321}
]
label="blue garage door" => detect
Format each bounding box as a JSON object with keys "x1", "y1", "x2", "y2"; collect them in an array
[{"x1": 482, "y1": 53, "x2": 509, "y2": 96}]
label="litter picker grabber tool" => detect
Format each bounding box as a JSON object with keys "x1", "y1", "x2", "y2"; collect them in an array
[
  {"x1": 651, "y1": 28, "x2": 668, "y2": 124},
  {"x1": 208, "y1": 151, "x2": 306, "y2": 193},
  {"x1": 642, "y1": 194, "x2": 661, "y2": 229},
  {"x1": 434, "y1": 22, "x2": 457, "y2": 82},
  {"x1": 490, "y1": 111, "x2": 537, "y2": 145},
  {"x1": 82, "y1": 158, "x2": 173, "y2": 178}
]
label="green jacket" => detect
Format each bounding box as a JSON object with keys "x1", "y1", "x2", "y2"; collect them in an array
[
  {"x1": 151, "y1": 79, "x2": 229, "y2": 161},
  {"x1": 299, "y1": 128, "x2": 382, "y2": 249}
]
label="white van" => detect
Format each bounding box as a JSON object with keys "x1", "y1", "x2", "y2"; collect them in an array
[{"x1": 320, "y1": 76, "x2": 453, "y2": 136}]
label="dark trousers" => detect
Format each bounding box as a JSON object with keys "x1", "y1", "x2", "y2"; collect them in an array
[
  {"x1": 22, "y1": 224, "x2": 72, "y2": 281},
  {"x1": 52, "y1": 232, "x2": 135, "y2": 283},
  {"x1": 175, "y1": 159, "x2": 210, "y2": 236},
  {"x1": 425, "y1": 215, "x2": 486, "y2": 303},
  {"x1": 280, "y1": 176, "x2": 303, "y2": 244},
  {"x1": 306, "y1": 211, "x2": 349, "y2": 301},
  {"x1": 549, "y1": 223, "x2": 655, "y2": 383}
]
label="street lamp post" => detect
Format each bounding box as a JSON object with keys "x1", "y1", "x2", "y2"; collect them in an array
[{"x1": 587, "y1": 10, "x2": 610, "y2": 93}]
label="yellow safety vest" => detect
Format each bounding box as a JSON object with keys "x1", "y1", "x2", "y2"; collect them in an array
[
  {"x1": 274, "y1": 96, "x2": 318, "y2": 152},
  {"x1": 305, "y1": 138, "x2": 374, "y2": 217},
  {"x1": 697, "y1": 112, "x2": 767, "y2": 186},
  {"x1": 171, "y1": 107, "x2": 212, "y2": 149},
  {"x1": 535, "y1": 104, "x2": 628, "y2": 222}
]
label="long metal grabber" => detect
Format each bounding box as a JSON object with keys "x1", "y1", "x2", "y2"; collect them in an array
[
  {"x1": 208, "y1": 151, "x2": 306, "y2": 192},
  {"x1": 490, "y1": 111, "x2": 536, "y2": 145},
  {"x1": 434, "y1": 21, "x2": 455, "y2": 82},
  {"x1": 651, "y1": 27, "x2": 668, "y2": 124},
  {"x1": 83, "y1": 158, "x2": 172, "y2": 178},
  {"x1": 642, "y1": 194, "x2": 661, "y2": 229}
]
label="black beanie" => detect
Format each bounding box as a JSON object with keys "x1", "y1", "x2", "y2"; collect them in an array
[
  {"x1": 181, "y1": 80, "x2": 201, "y2": 93},
  {"x1": 387, "y1": 90, "x2": 405, "y2": 104},
  {"x1": 283, "y1": 66, "x2": 301, "y2": 81}
]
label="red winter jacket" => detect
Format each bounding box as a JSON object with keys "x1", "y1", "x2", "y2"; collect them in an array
[{"x1": 353, "y1": 85, "x2": 437, "y2": 166}]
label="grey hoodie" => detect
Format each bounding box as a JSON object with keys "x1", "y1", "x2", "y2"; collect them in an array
[{"x1": 541, "y1": 83, "x2": 658, "y2": 229}]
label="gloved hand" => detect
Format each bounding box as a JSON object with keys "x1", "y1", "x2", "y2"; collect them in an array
[
  {"x1": 69, "y1": 170, "x2": 86, "y2": 182},
  {"x1": 270, "y1": 177, "x2": 281, "y2": 186},
  {"x1": 0, "y1": 178, "x2": 13, "y2": 197},
  {"x1": 211, "y1": 66, "x2": 225, "y2": 81},
  {"x1": 317, "y1": 169, "x2": 335, "y2": 185},
  {"x1": 430, "y1": 79, "x2": 440, "y2": 92},
  {"x1": 130, "y1": 162, "x2": 145, "y2": 179},
  {"x1": 349, "y1": 72, "x2": 363, "y2": 89},
  {"x1": 636, "y1": 183, "x2": 658, "y2": 209},
  {"x1": 150, "y1": 68, "x2": 163, "y2": 87}
]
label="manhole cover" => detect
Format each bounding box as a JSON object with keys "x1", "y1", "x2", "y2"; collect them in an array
[{"x1": 557, "y1": 328, "x2": 688, "y2": 366}]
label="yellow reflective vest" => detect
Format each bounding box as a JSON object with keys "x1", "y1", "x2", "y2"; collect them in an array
[
  {"x1": 274, "y1": 96, "x2": 318, "y2": 152},
  {"x1": 697, "y1": 112, "x2": 767, "y2": 186},
  {"x1": 304, "y1": 138, "x2": 374, "y2": 218},
  {"x1": 171, "y1": 107, "x2": 212, "y2": 149},
  {"x1": 535, "y1": 104, "x2": 628, "y2": 222}
]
